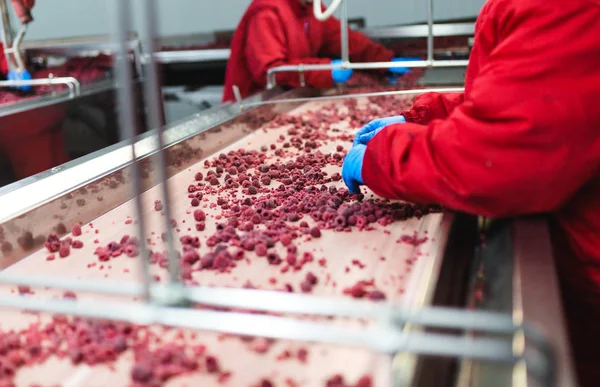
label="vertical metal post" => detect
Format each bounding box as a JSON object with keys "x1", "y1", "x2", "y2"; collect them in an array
[
  {"x1": 340, "y1": 0, "x2": 349, "y2": 66},
  {"x1": 133, "y1": 40, "x2": 144, "y2": 82},
  {"x1": 267, "y1": 72, "x2": 275, "y2": 89},
  {"x1": 427, "y1": 0, "x2": 434, "y2": 63},
  {"x1": 109, "y1": 0, "x2": 152, "y2": 303},
  {"x1": 137, "y1": 0, "x2": 182, "y2": 292}
]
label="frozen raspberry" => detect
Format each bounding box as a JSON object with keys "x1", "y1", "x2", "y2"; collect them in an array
[
  {"x1": 310, "y1": 227, "x2": 321, "y2": 238},
  {"x1": 255, "y1": 244, "x2": 267, "y2": 257},
  {"x1": 72, "y1": 223, "x2": 82, "y2": 236},
  {"x1": 205, "y1": 356, "x2": 219, "y2": 373},
  {"x1": 131, "y1": 363, "x2": 153, "y2": 383},
  {"x1": 193, "y1": 210, "x2": 206, "y2": 222},
  {"x1": 17, "y1": 285, "x2": 31, "y2": 294},
  {"x1": 368, "y1": 290, "x2": 386, "y2": 301},
  {"x1": 59, "y1": 243, "x2": 70, "y2": 258}
]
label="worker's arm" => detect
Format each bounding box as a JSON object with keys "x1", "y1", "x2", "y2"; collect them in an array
[
  {"x1": 395, "y1": 0, "x2": 498, "y2": 124},
  {"x1": 10, "y1": 0, "x2": 35, "y2": 24},
  {"x1": 362, "y1": 1, "x2": 600, "y2": 218},
  {"x1": 400, "y1": 92, "x2": 464, "y2": 125},
  {"x1": 319, "y1": 17, "x2": 394, "y2": 63},
  {"x1": 351, "y1": 92, "x2": 464, "y2": 146},
  {"x1": 363, "y1": 95, "x2": 599, "y2": 218},
  {"x1": 245, "y1": 11, "x2": 334, "y2": 90},
  {"x1": 0, "y1": 43, "x2": 7, "y2": 76}
]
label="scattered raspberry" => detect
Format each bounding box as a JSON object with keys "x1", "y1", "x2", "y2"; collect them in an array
[
  {"x1": 297, "y1": 348, "x2": 308, "y2": 363},
  {"x1": 194, "y1": 210, "x2": 206, "y2": 222},
  {"x1": 71, "y1": 223, "x2": 82, "y2": 236},
  {"x1": 59, "y1": 243, "x2": 70, "y2": 258},
  {"x1": 17, "y1": 285, "x2": 31, "y2": 294},
  {"x1": 205, "y1": 356, "x2": 219, "y2": 373}
]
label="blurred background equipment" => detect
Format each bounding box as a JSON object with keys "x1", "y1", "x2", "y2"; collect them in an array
[{"x1": 0, "y1": 0, "x2": 478, "y2": 186}]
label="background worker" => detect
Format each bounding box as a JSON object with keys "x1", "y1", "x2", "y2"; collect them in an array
[
  {"x1": 223, "y1": 0, "x2": 409, "y2": 102},
  {"x1": 0, "y1": 0, "x2": 70, "y2": 180}
]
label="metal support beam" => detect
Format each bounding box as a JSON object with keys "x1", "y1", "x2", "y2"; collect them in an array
[{"x1": 266, "y1": 0, "x2": 468, "y2": 89}]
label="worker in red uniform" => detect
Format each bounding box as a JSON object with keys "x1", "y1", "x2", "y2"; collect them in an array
[
  {"x1": 223, "y1": 0, "x2": 408, "y2": 102},
  {"x1": 342, "y1": 0, "x2": 600, "y2": 385},
  {"x1": 4, "y1": 0, "x2": 35, "y2": 89},
  {"x1": 0, "y1": 0, "x2": 69, "y2": 181}
]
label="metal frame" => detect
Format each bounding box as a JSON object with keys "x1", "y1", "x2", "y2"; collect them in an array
[
  {"x1": 146, "y1": 48, "x2": 230, "y2": 64},
  {"x1": 0, "y1": 286, "x2": 555, "y2": 378},
  {"x1": 265, "y1": 0, "x2": 468, "y2": 89},
  {"x1": 0, "y1": 0, "x2": 83, "y2": 95},
  {"x1": 22, "y1": 34, "x2": 145, "y2": 81},
  {"x1": 144, "y1": 21, "x2": 475, "y2": 65},
  {"x1": 238, "y1": 87, "x2": 465, "y2": 110},
  {"x1": 0, "y1": 76, "x2": 81, "y2": 95},
  {"x1": 0, "y1": 78, "x2": 114, "y2": 119},
  {"x1": 0, "y1": 34, "x2": 147, "y2": 122},
  {"x1": 0, "y1": 2, "x2": 559, "y2": 385},
  {"x1": 362, "y1": 22, "x2": 474, "y2": 39},
  {"x1": 512, "y1": 219, "x2": 576, "y2": 386}
]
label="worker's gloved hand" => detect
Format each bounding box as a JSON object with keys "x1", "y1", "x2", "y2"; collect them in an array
[
  {"x1": 8, "y1": 69, "x2": 32, "y2": 92},
  {"x1": 353, "y1": 115, "x2": 405, "y2": 146},
  {"x1": 342, "y1": 144, "x2": 366, "y2": 195},
  {"x1": 389, "y1": 57, "x2": 420, "y2": 75},
  {"x1": 331, "y1": 59, "x2": 353, "y2": 84}
]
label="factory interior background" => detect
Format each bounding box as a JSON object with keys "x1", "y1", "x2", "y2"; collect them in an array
[{"x1": 21, "y1": 0, "x2": 485, "y2": 40}]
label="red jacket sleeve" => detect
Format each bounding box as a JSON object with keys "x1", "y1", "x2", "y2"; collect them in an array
[
  {"x1": 362, "y1": 0, "x2": 600, "y2": 218},
  {"x1": 399, "y1": 0, "x2": 495, "y2": 125},
  {"x1": 319, "y1": 17, "x2": 394, "y2": 63},
  {"x1": 10, "y1": 0, "x2": 34, "y2": 23},
  {"x1": 245, "y1": 11, "x2": 334, "y2": 90},
  {"x1": 400, "y1": 92, "x2": 464, "y2": 125},
  {"x1": 0, "y1": 43, "x2": 7, "y2": 76}
]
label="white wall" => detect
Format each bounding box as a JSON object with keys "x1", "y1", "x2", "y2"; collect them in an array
[{"x1": 15, "y1": 0, "x2": 486, "y2": 41}]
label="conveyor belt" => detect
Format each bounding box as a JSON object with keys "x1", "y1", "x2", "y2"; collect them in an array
[
  {"x1": 0, "y1": 88, "x2": 453, "y2": 387},
  {"x1": 0, "y1": 84, "x2": 572, "y2": 387}
]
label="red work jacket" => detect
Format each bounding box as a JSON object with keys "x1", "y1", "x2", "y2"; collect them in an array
[
  {"x1": 363, "y1": 0, "x2": 600, "y2": 384},
  {"x1": 0, "y1": 44, "x2": 8, "y2": 76},
  {"x1": 223, "y1": 0, "x2": 393, "y2": 102},
  {"x1": 0, "y1": 43, "x2": 69, "y2": 179}
]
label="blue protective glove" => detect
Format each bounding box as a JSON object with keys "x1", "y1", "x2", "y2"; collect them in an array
[
  {"x1": 389, "y1": 57, "x2": 421, "y2": 75},
  {"x1": 8, "y1": 69, "x2": 32, "y2": 92},
  {"x1": 331, "y1": 59, "x2": 353, "y2": 84},
  {"x1": 353, "y1": 115, "x2": 405, "y2": 146},
  {"x1": 342, "y1": 144, "x2": 366, "y2": 195}
]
